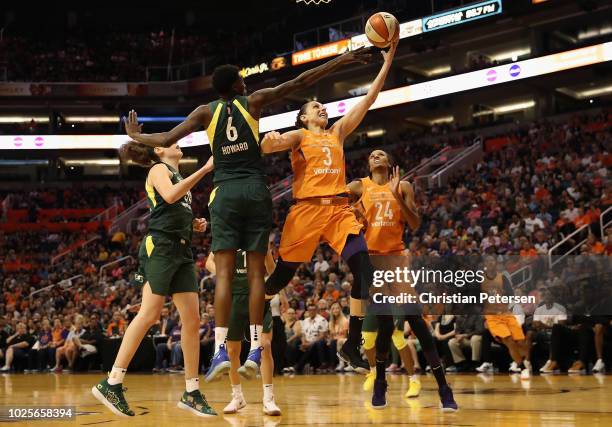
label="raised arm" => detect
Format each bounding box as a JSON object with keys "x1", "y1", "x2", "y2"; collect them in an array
[
  {"x1": 331, "y1": 41, "x2": 398, "y2": 142},
  {"x1": 148, "y1": 156, "x2": 214, "y2": 204},
  {"x1": 260, "y1": 130, "x2": 303, "y2": 154},
  {"x1": 125, "y1": 105, "x2": 212, "y2": 148},
  {"x1": 389, "y1": 166, "x2": 420, "y2": 231},
  {"x1": 248, "y1": 48, "x2": 373, "y2": 115}
]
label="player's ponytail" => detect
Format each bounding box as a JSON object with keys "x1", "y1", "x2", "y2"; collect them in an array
[
  {"x1": 119, "y1": 141, "x2": 160, "y2": 167},
  {"x1": 295, "y1": 103, "x2": 309, "y2": 129}
]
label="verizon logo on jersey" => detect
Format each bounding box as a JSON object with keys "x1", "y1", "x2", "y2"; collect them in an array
[
  {"x1": 313, "y1": 167, "x2": 341, "y2": 175},
  {"x1": 222, "y1": 142, "x2": 249, "y2": 155}
]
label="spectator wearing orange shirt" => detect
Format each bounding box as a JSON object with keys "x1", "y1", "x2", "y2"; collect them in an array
[
  {"x1": 106, "y1": 311, "x2": 126, "y2": 337},
  {"x1": 322, "y1": 282, "x2": 340, "y2": 302}
]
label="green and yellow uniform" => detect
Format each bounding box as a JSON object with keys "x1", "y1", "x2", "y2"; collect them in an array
[
  {"x1": 227, "y1": 249, "x2": 272, "y2": 341},
  {"x1": 362, "y1": 314, "x2": 407, "y2": 351},
  {"x1": 136, "y1": 162, "x2": 198, "y2": 296},
  {"x1": 206, "y1": 95, "x2": 272, "y2": 254}
]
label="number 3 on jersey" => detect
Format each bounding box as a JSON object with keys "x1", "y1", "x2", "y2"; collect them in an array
[
  {"x1": 375, "y1": 201, "x2": 393, "y2": 221},
  {"x1": 321, "y1": 147, "x2": 332, "y2": 167}
]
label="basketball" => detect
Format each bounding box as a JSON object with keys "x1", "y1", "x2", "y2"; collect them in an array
[{"x1": 365, "y1": 12, "x2": 399, "y2": 48}]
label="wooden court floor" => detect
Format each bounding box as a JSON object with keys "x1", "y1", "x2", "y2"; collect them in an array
[{"x1": 1, "y1": 372, "x2": 611, "y2": 426}]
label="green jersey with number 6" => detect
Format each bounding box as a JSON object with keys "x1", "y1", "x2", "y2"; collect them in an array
[{"x1": 206, "y1": 95, "x2": 266, "y2": 184}]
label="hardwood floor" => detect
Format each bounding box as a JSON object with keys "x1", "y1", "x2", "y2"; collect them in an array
[{"x1": 1, "y1": 372, "x2": 610, "y2": 426}]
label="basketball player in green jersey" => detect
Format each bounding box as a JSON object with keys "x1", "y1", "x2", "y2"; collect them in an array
[
  {"x1": 124, "y1": 47, "x2": 372, "y2": 380},
  {"x1": 92, "y1": 142, "x2": 215, "y2": 417},
  {"x1": 206, "y1": 247, "x2": 281, "y2": 416}
]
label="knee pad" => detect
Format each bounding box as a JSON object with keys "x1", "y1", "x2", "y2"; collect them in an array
[
  {"x1": 265, "y1": 257, "x2": 300, "y2": 295},
  {"x1": 362, "y1": 331, "x2": 377, "y2": 351},
  {"x1": 392, "y1": 329, "x2": 407, "y2": 351},
  {"x1": 346, "y1": 250, "x2": 374, "y2": 300}
]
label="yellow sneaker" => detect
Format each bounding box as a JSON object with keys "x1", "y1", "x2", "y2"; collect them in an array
[
  {"x1": 363, "y1": 370, "x2": 376, "y2": 392},
  {"x1": 405, "y1": 376, "x2": 421, "y2": 398}
]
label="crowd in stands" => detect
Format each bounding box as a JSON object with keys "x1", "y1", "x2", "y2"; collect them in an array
[{"x1": 0, "y1": 109, "x2": 610, "y2": 376}]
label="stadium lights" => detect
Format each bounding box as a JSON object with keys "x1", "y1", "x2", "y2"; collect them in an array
[
  {"x1": 0, "y1": 116, "x2": 49, "y2": 123},
  {"x1": 366, "y1": 129, "x2": 386, "y2": 137},
  {"x1": 430, "y1": 116, "x2": 455, "y2": 125},
  {"x1": 577, "y1": 26, "x2": 612, "y2": 40},
  {"x1": 426, "y1": 65, "x2": 452, "y2": 77},
  {"x1": 63, "y1": 159, "x2": 120, "y2": 166},
  {"x1": 490, "y1": 48, "x2": 531, "y2": 62},
  {"x1": 577, "y1": 85, "x2": 612, "y2": 98},
  {"x1": 472, "y1": 100, "x2": 535, "y2": 116},
  {"x1": 64, "y1": 116, "x2": 120, "y2": 123}
]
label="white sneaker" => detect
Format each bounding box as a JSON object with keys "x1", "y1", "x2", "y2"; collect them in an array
[
  {"x1": 520, "y1": 368, "x2": 531, "y2": 380},
  {"x1": 263, "y1": 397, "x2": 281, "y2": 416},
  {"x1": 509, "y1": 361, "x2": 521, "y2": 373},
  {"x1": 539, "y1": 360, "x2": 552, "y2": 373},
  {"x1": 335, "y1": 361, "x2": 345, "y2": 372},
  {"x1": 592, "y1": 359, "x2": 605, "y2": 374},
  {"x1": 223, "y1": 392, "x2": 246, "y2": 414},
  {"x1": 476, "y1": 362, "x2": 493, "y2": 373},
  {"x1": 520, "y1": 361, "x2": 531, "y2": 380}
]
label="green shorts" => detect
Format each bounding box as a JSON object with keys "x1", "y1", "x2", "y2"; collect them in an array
[
  {"x1": 227, "y1": 293, "x2": 273, "y2": 341},
  {"x1": 209, "y1": 179, "x2": 272, "y2": 254},
  {"x1": 362, "y1": 311, "x2": 405, "y2": 333},
  {"x1": 136, "y1": 233, "x2": 198, "y2": 296}
]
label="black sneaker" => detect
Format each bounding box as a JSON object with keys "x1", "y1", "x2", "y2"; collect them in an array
[
  {"x1": 338, "y1": 341, "x2": 369, "y2": 374},
  {"x1": 371, "y1": 379, "x2": 387, "y2": 409},
  {"x1": 439, "y1": 384, "x2": 458, "y2": 412}
]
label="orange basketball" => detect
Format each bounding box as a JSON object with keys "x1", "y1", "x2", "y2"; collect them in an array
[{"x1": 365, "y1": 12, "x2": 399, "y2": 48}]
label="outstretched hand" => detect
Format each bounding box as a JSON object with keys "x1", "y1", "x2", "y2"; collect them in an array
[
  {"x1": 339, "y1": 46, "x2": 374, "y2": 65},
  {"x1": 124, "y1": 110, "x2": 143, "y2": 139},
  {"x1": 389, "y1": 165, "x2": 403, "y2": 200},
  {"x1": 381, "y1": 39, "x2": 398, "y2": 63}
]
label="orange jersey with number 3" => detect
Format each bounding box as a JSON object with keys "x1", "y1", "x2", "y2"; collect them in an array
[
  {"x1": 291, "y1": 129, "x2": 347, "y2": 199},
  {"x1": 358, "y1": 177, "x2": 405, "y2": 254}
]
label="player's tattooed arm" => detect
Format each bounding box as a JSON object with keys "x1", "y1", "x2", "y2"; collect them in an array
[
  {"x1": 248, "y1": 47, "x2": 373, "y2": 116},
  {"x1": 260, "y1": 130, "x2": 303, "y2": 154},
  {"x1": 125, "y1": 105, "x2": 212, "y2": 148}
]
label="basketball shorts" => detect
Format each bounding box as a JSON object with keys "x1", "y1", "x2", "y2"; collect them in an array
[
  {"x1": 227, "y1": 293, "x2": 273, "y2": 341},
  {"x1": 278, "y1": 202, "x2": 363, "y2": 263},
  {"x1": 209, "y1": 179, "x2": 272, "y2": 254},
  {"x1": 136, "y1": 233, "x2": 198, "y2": 296},
  {"x1": 485, "y1": 314, "x2": 525, "y2": 341}
]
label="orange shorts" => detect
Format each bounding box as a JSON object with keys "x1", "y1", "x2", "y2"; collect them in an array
[
  {"x1": 485, "y1": 314, "x2": 525, "y2": 341},
  {"x1": 279, "y1": 202, "x2": 363, "y2": 263}
]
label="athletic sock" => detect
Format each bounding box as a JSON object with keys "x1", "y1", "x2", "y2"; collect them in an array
[
  {"x1": 231, "y1": 383, "x2": 242, "y2": 396},
  {"x1": 375, "y1": 359, "x2": 386, "y2": 381},
  {"x1": 108, "y1": 366, "x2": 127, "y2": 385},
  {"x1": 347, "y1": 315, "x2": 364, "y2": 345},
  {"x1": 431, "y1": 364, "x2": 448, "y2": 388},
  {"x1": 215, "y1": 327, "x2": 228, "y2": 354},
  {"x1": 185, "y1": 377, "x2": 199, "y2": 393},
  {"x1": 250, "y1": 324, "x2": 263, "y2": 350},
  {"x1": 263, "y1": 384, "x2": 274, "y2": 400},
  {"x1": 410, "y1": 374, "x2": 419, "y2": 381}
]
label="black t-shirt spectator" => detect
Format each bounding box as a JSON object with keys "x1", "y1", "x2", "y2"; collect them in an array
[{"x1": 7, "y1": 333, "x2": 35, "y2": 350}]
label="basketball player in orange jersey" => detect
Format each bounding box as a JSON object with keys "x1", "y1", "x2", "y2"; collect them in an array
[
  {"x1": 481, "y1": 255, "x2": 532, "y2": 379},
  {"x1": 260, "y1": 41, "x2": 400, "y2": 409},
  {"x1": 349, "y1": 150, "x2": 457, "y2": 411},
  {"x1": 124, "y1": 47, "x2": 372, "y2": 383}
]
